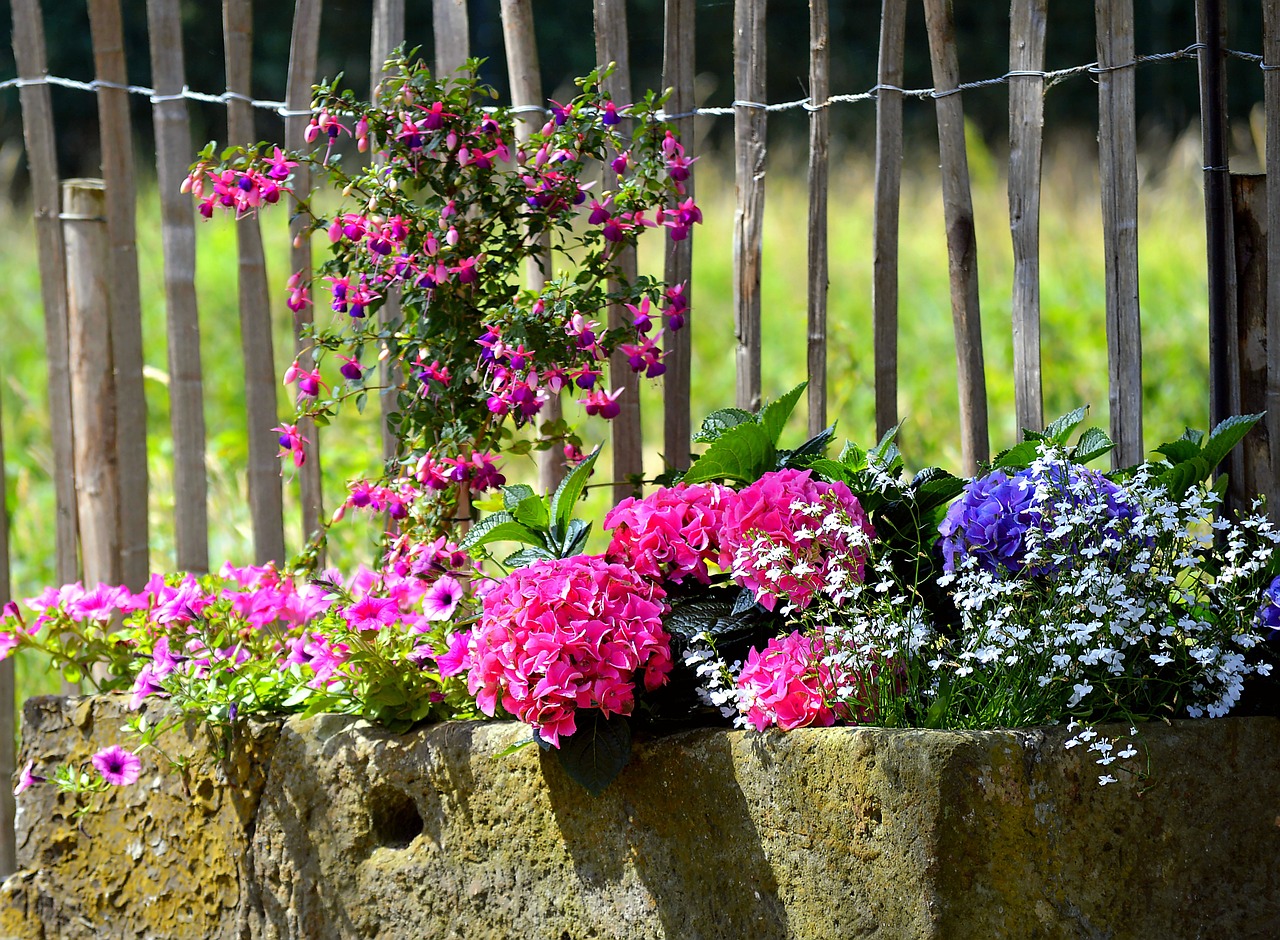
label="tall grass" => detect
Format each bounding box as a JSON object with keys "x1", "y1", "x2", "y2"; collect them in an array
[{"x1": 0, "y1": 128, "x2": 1214, "y2": 696}]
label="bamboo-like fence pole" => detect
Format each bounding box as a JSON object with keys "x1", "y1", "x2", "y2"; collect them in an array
[
  {"x1": 1008, "y1": 0, "x2": 1047, "y2": 436},
  {"x1": 372, "y1": 0, "x2": 405, "y2": 470},
  {"x1": 923, "y1": 0, "x2": 988, "y2": 474},
  {"x1": 1264, "y1": 0, "x2": 1280, "y2": 518},
  {"x1": 88, "y1": 0, "x2": 148, "y2": 589},
  {"x1": 224, "y1": 0, "x2": 287, "y2": 564},
  {"x1": 733, "y1": 0, "x2": 767, "y2": 414},
  {"x1": 286, "y1": 0, "x2": 324, "y2": 553},
  {"x1": 1095, "y1": 0, "x2": 1143, "y2": 468},
  {"x1": 1229, "y1": 175, "x2": 1268, "y2": 512},
  {"x1": 806, "y1": 0, "x2": 829, "y2": 438},
  {"x1": 63, "y1": 180, "x2": 122, "y2": 590},
  {"x1": 594, "y1": 0, "x2": 644, "y2": 501},
  {"x1": 500, "y1": 0, "x2": 563, "y2": 492},
  {"x1": 873, "y1": 0, "x2": 906, "y2": 441},
  {"x1": 0, "y1": 391, "x2": 15, "y2": 876},
  {"x1": 1196, "y1": 0, "x2": 1240, "y2": 436},
  {"x1": 147, "y1": 0, "x2": 209, "y2": 574},
  {"x1": 10, "y1": 0, "x2": 78, "y2": 585},
  {"x1": 662, "y1": 0, "x2": 695, "y2": 470},
  {"x1": 433, "y1": 0, "x2": 469, "y2": 77}
]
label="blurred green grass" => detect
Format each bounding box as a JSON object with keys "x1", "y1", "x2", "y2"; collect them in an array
[{"x1": 0, "y1": 128, "x2": 1215, "y2": 697}]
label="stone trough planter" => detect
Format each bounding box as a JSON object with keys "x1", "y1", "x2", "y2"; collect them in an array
[{"x1": 1, "y1": 695, "x2": 1277, "y2": 939}]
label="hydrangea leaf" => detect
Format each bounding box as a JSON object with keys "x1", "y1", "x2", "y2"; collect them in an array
[
  {"x1": 1154, "y1": 438, "x2": 1202, "y2": 464},
  {"x1": 807, "y1": 458, "x2": 855, "y2": 485},
  {"x1": 682, "y1": 422, "x2": 775, "y2": 484},
  {"x1": 501, "y1": 484, "x2": 537, "y2": 510},
  {"x1": 759, "y1": 382, "x2": 808, "y2": 444},
  {"x1": 692, "y1": 408, "x2": 755, "y2": 444},
  {"x1": 1072, "y1": 426, "x2": 1115, "y2": 465},
  {"x1": 459, "y1": 512, "x2": 540, "y2": 553},
  {"x1": 553, "y1": 710, "x2": 631, "y2": 796},
  {"x1": 549, "y1": 446, "x2": 602, "y2": 535},
  {"x1": 1043, "y1": 406, "x2": 1089, "y2": 444},
  {"x1": 512, "y1": 493, "x2": 550, "y2": 530},
  {"x1": 777, "y1": 424, "x2": 836, "y2": 469},
  {"x1": 992, "y1": 440, "x2": 1042, "y2": 471},
  {"x1": 502, "y1": 546, "x2": 557, "y2": 568},
  {"x1": 1199, "y1": 413, "x2": 1263, "y2": 474}
]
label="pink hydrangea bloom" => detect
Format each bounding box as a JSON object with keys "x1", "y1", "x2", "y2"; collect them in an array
[
  {"x1": 735, "y1": 632, "x2": 850, "y2": 731},
  {"x1": 603, "y1": 482, "x2": 732, "y2": 584},
  {"x1": 720, "y1": 469, "x2": 875, "y2": 611},
  {"x1": 461, "y1": 555, "x2": 671, "y2": 747}
]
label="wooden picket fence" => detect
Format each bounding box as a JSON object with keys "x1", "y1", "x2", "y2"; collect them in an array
[{"x1": 1, "y1": 0, "x2": 1276, "y2": 874}]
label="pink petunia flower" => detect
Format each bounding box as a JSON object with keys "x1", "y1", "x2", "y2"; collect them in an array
[
  {"x1": 13, "y1": 760, "x2": 44, "y2": 796},
  {"x1": 422, "y1": 576, "x2": 465, "y2": 621},
  {"x1": 91, "y1": 746, "x2": 142, "y2": 786}
]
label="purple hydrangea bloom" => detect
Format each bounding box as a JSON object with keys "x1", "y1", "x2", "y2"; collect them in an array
[
  {"x1": 939, "y1": 461, "x2": 1131, "y2": 576},
  {"x1": 1258, "y1": 576, "x2": 1280, "y2": 640}
]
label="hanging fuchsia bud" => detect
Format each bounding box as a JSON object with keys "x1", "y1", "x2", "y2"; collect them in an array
[
  {"x1": 285, "y1": 271, "x2": 310, "y2": 312},
  {"x1": 356, "y1": 116, "x2": 369, "y2": 152}
]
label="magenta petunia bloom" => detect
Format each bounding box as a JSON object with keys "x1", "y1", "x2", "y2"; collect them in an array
[
  {"x1": 604, "y1": 482, "x2": 732, "y2": 585},
  {"x1": 736, "y1": 632, "x2": 851, "y2": 732},
  {"x1": 91, "y1": 746, "x2": 142, "y2": 787},
  {"x1": 462, "y1": 555, "x2": 670, "y2": 747},
  {"x1": 13, "y1": 760, "x2": 44, "y2": 796},
  {"x1": 422, "y1": 576, "x2": 465, "y2": 622}
]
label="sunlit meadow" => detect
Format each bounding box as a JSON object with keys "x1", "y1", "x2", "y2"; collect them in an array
[{"x1": 0, "y1": 127, "x2": 1215, "y2": 697}]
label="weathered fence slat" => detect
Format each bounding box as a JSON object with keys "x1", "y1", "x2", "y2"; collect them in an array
[
  {"x1": 147, "y1": 0, "x2": 209, "y2": 575},
  {"x1": 10, "y1": 0, "x2": 78, "y2": 585},
  {"x1": 806, "y1": 0, "x2": 829, "y2": 437},
  {"x1": 734, "y1": 0, "x2": 767, "y2": 414},
  {"x1": 372, "y1": 0, "x2": 405, "y2": 470},
  {"x1": 923, "y1": 0, "x2": 989, "y2": 474},
  {"x1": 1196, "y1": 0, "x2": 1240, "y2": 436},
  {"x1": 63, "y1": 180, "x2": 122, "y2": 589},
  {"x1": 662, "y1": 0, "x2": 695, "y2": 470},
  {"x1": 1264, "y1": 0, "x2": 1280, "y2": 517},
  {"x1": 433, "y1": 0, "x2": 469, "y2": 77},
  {"x1": 594, "y1": 0, "x2": 644, "y2": 501},
  {"x1": 1229, "y1": 175, "x2": 1268, "y2": 512},
  {"x1": 286, "y1": 0, "x2": 324, "y2": 552},
  {"x1": 1095, "y1": 0, "x2": 1143, "y2": 468},
  {"x1": 873, "y1": 0, "x2": 906, "y2": 441},
  {"x1": 0, "y1": 391, "x2": 15, "y2": 877},
  {"x1": 88, "y1": 0, "x2": 148, "y2": 589},
  {"x1": 1008, "y1": 0, "x2": 1047, "y2": 436},
  {"x1": 500, "y1": 0, "x2": 563, "y2": 492},
  {"x1": 224, "y1": 0, "x2": 286, "y2": 564}
]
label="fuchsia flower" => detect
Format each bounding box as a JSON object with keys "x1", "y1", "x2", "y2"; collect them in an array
[
  {"x1": 605, "y1": 482, "x2": 731, "y2": 585},
  {"x1": 736, "y1": 632, "x2": 850, "y2": 732},
  {"x1": 273, "y1": 424, "x2": 309, "y2": 468},
  {"x1": 460, "y1": 555, "x2": 671, "y2": 747},
  {"x1": 579, "y1": 387, "x2": 624, "y2": 420},
  {"x1": 91, "y1": 746, "x2": 142, "y2": 787}
]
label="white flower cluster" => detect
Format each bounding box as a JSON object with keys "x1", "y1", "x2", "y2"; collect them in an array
[{"x1": 682, "y1": 633, "x2": 749, "y2": 726}]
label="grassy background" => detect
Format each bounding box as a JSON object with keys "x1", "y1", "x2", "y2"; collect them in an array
[{"x1": 0, "y1": 127, "x2": 1218, "y2": 697}]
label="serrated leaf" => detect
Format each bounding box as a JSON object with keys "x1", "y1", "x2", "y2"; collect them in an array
[
  {"x1": 503, "y1": 546, "x2": 557, "y2": 568},
  {"x1": 912, "y1": 466, "x2": 966, "y2": 512},
  {"x1": 692, "y1": 408, "x2": 755, "y2": 444},
  {"x1": 458, "y1": 512, "x2": 540, "y2": 553},
  {"x1": 553, "y1": 710, "x2": 631, "y2": 796},
  {"x1": 838, "y1": 440, "x2": 869, "y2": 471},
  {"x1": 806, "y1": 458, "x2": 854, "y2": 485},
  {"x1": 549, "y1": 446, "x2": 601, "y2": 534},
  {"x1": 1199, "y1": 413, "x2": 1264, "y2": 473},
  {"x1": 1043, "y1": 406, "x2": 1088, "y2": 444},
  {"x1": 1072, "y1": 426, "x2": 1115, "y2": 465},
  {"x1": 513, "y1": 494, "x2": 550, "y2": 530},
  {"x1": 501, "y1": 484, "x2": 536, "y2": 511},
  {"x1": 992, "y1": 440, "x2": 1042, "y2": 471},
  {"x1": 731, "y1": 588, "x2": 760, "y2": 616},
  {"x1": 683, "y1": 422, "x2": 776, "y2": 484},
  {"x1": 1154, "y1": 439, "x2": 1201, "y2": 464},
  {"x1": 1157, "y1": 456, "x2": 1212, "y2": 497},
  {"x1": 759, "y1": 382, "x2": 808, "y2": 444}
]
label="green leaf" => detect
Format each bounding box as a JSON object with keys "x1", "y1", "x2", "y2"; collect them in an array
[
  {"x1": 759, "y1": 382, "x2": 808, "y2": 444},
  {"x1": 513, "y1": 494, "x2": 550, "y2": 530},
  {"x1": 501, "y1": 484, "x2": 537, "y2": 511},
  {"x1": 1157, "y1": 456, "x2": 1212, "y2": 497},
  {"x1": 1072, "y1": 426, "x2": 1115, "y2": 465},
  {"x1": 552, "y1": 710, "x2": 631, "y2": 796},
  {"x1": 1199, "y1": 413, "x2": 1263, "y2": 474},
  {"x1": 992, "y1": 440, "x2": 1042, "y2": 471},
  {"x1": 493, "y1": 737, "x2": 536, "y2": 758},
  {"x1": 549, "y1": 446, "x2": 601, "y2": 534},
  {"x1": 838, "y1": 441, "x2": 869, "y2": 471},
  {"x1": 1043, "y1": 406, "x2": 1088, "y2": 444},
  {"x1": 777, "y1": 424, "x2": 836, "y2": 468},
  {"x1": 1154, "y1": 439, "x2": 1201, "y2": 464},
  {"x1": 806, "y1": 458, "x2": 855, "y2": 485},
  {"x1": 683, "y1": 422, "x2": 776, "y2": 484},
  {"x1": 692, "y1": 408, "x2": 755, "y2": 444},
  {"x1": 458, "y1": 512, "x2": 541, "y2": 553},
  {"x1": 560, "y1": 518, "x2": 592, "y2": 557},
  {"x1": 503, "y1": 546, "x2": 557, "y2": 568},
  {"x1": 911, "y1": 466, "x2": 967, "y2": 512}
]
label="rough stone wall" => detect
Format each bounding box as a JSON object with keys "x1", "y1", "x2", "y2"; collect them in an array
[{"x1": 1, "y1": 696, "x2": 1278, "y2": 939}]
